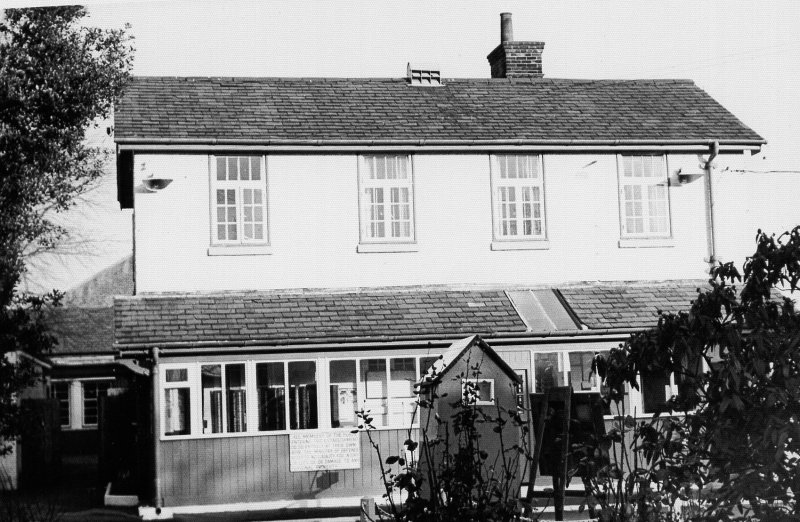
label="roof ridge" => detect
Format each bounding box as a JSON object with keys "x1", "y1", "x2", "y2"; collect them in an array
[{"x1": 129, "y1": 75, "x2": 697, "y2": 85}]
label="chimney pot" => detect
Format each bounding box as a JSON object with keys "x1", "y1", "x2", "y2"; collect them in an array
[{"x1": 500, "y1": 13, "x2": 513, "y2": 42}]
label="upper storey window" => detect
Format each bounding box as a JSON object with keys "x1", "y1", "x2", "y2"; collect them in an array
[
  {"x1": 491, "y1": 155, "x2": 546, "y2": 241},
  {"x1": 358, "y1": 155, "x2": 415, "y2": 244},
  {"x1": 211, "y1": 156, "x2": 268, "y2": 246},
  {"x1": 618, "y1": 155, "x2": 671, "y2": 238}
]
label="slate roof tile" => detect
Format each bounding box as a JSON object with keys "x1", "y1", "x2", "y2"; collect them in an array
[
  {"x1": 558, "y1": 281, "x2": 705, "y2": 329},
  {"x1": 111, "y1": 281, "x2": 747, "y2": 348},
  {"x1": 115, "y1": 77, "x2": 764, "y2": 144}
]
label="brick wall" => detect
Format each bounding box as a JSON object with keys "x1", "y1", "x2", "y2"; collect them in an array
[{"x1": 487, "y1": 41, "x2": 545, "y2": 78}]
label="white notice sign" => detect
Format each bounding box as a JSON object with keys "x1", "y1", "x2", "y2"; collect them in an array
[{"x1": 289, "y1": 430, "x2": 361, "y2": 472}]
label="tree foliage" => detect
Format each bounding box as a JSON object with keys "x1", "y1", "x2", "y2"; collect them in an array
[
  {"x1": 588, "y1": 227, "x2": 800, "y2": 520},
  {"x1": 0, "y1": 6, "x2": 132, "y2": 449}
]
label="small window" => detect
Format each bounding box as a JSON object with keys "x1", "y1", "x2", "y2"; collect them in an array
[
  {"x1": 641, "y1": 370, "x2": 672, "y2": 414},
  {"x1": 360, "y1": 359, "x2": 388, "y2": 425},
  {"x1": 256, "y1": 362, "x2": 286, "y2": 431},
  {"x1": 534, "y1": 352, "x2": 564, "y2": 393},
  {"x1": 289, "y1": 361, "x2": 318, "y2": 430},
  {"x1": 164, "y1": 367, "x2": 191, "y2": 436},
  {"x1": 201, "y1": 365, "x2": 223, "y2": 434},
  {"x1": 462, "y1": 379, "x2": 495, "y2": 406},
  {"x1": 164, "y1": 387, "x2": 191, "y2": 436},
  {"x1": 82, "y1": 380, "x2": 111, "y2": 427},
  {"x1": 491, "y1": 155, "x2": 546, "y2": 240},
  {"x1": 618, "y1": 155, "x2": 671, "y2": 238},
  {"x1": 210, "y1": 156, "x2": 268, "y2": 245},
  {"x1": 388, "y1": 358, "x2": 417, "y2": 426},
  {"x1": 359, "y1": 155, "x2": 415, "y2": 244},
  {"x1": 329, "y1": 360, "x2": 358, "y2": 428},
  {"x1": 53, "y1": 381, "x2": 70, "y2": 428},
  {"x1": 568, "y1": 352, "x2": 600, "y2": 391}
]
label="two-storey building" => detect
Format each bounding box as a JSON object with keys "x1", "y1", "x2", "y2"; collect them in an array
[{"x1": 112, "y1": 14, "x2": 765, "y2": 515}]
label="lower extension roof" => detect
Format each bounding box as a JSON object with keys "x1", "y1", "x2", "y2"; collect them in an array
[{"x1": 113, "y1": 280, "x2": 709, "y2": 352}]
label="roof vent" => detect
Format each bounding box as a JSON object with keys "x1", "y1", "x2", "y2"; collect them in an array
[{"x1": 407, "y1": 63, "x2": 442, "y2": 86}]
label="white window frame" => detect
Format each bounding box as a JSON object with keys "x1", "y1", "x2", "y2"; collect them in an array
[
  {"x1": 209, "y1": 155, "x2": 271, "y2": 254},
  {"x1": 617, "y1": 155, "x2": 672, "y2": 240},
  {"x1": 163, "y1": 368, "x2": 192, "y2": 436},
  {"x1": 357, "y1": 155, "x2": 417, "y2": 251},
  {"x1": 532, "y1": 351, "x2": 628, "y2": 420},
  {"x1": 328, "y1": 356, "x2": 423, "y2": 430},
  {"x1": 158, "y1": 356, "x2": 435, "y2": 440},
  {"x1": 52, "y1": 377, "x2": 114, "y2": 430},
  {"x1": 490, "y1": 154, "x2": 548, "y2": 250},
  {"x1": 52, "y1": 380, "x2": 71, "y2": 429},
  {"x1": 461, "y1": 378, "x2": 495, "y2": 406}
]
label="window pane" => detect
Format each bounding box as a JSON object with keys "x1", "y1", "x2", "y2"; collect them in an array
[
  {"x1": 389, "y1": 358, "x2": 417, "y2": 427},
  {"x1": 534, "y1": 353, "x2": 564, "y2": 393},
  {"x1": 568, "y1": 352, "x2": 598, "y2": 391},
  {"x1": 226, "y1": 189, "x2": 236, "y2": 205},
  {"x1": 228, "y1": 225, "x2": 237, "y2": 240},
  {"x1": 330, "y1": 360, "x2": 357, "y2": 428},
  {"x1": 53, "y1": 382, "x2": 70, "y2": 427},
  {"x1": 642, "y1": 371, "x2": 671, "y2": 414},
  {"x1": 389, "y1": 358, "x2": 416, "y2": 398},
  {"x1": 216, "y1": 157, "x2": 226, "y2": 180},
  {"x1": 165, "y1": 388, "x2": 191, "y2": 436},
  {"x1": 226, "y1": 364, "x2": 247, "y2": 433},
  {"x1": 227, "y1": 157, "x2": 238, "y2": 180},
  {"x1": 166, "y1": 369, "x2": 188, "y2": 382},
  {"x1": 216, "y1": 189, "x2": 225, "y2": 205},
  {"x1": 202, "y1": 365, "x2": 223, "y2": 434},
  {"x1": 251, "y1": 157, "x2": 261, "y2": 180},
  {"x1": 254, "y1": 224, "x2": 263, "y2": 240},
  {"x1": 239, "y1": 157, "x2": 250, "y2": 180},
  {"x1": 463, "y1": 379, "x2": 494, "y2": 405},
  {"x1": 420, "y1": 356, "x2": 440, "y2": 379},
  {"x1": 257, "y1": 362, "x2": 285, "y2": 431},
  {"x1": 289, "y1": 361, "x2": 317, "y2": 430},
  {"x1": 82, "y1": 381, "x2": 110, "y2": 426},
  {"x1": 360, "y1": 359, "x2": 387, "y2": 426}
]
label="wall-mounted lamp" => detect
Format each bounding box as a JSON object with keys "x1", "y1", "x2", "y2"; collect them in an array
[
  {"x1": 142, "y1": 175, "x2": 174, "y2": 192},
  {"x1": 676, "y1": 168, "x2": 704, "y2": 185},
  {"x1": 140, "y1": 163, "x2": 173, "y2": 192}
]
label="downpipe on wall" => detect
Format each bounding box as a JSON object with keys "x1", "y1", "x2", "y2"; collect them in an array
[
  {"x1": 151, "y1": 347, "x2": 163, "y2": 511},
  {"x1": 703, "y1": 141, "x2": 720, "y2": 271}
]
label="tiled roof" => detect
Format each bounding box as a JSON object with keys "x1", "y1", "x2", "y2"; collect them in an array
[
  {"x1": 48, "y1": 257, "x2": 135, "y2": 355},
  {"x1": 558, "y1": 281, "x2": 704, "y2": 329},
  {"x1": 114, "y1": 77, "x2": 764, "y2": 145},
  {"x1": 63, "y1": 256, "x2": 134, "y2": 308},
  {"x1": 114, "y1": 290, "x2": 528, "y2": 347},
  {"x1": 113, "y1": 282, "x2": 716, "y2": 349},
  {"x1": 49, "y1": 308, "x2": 116, "y2": 355}
]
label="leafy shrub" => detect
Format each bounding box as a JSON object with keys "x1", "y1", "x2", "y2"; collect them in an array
[
  {"x1": 582, "y1": 227, "x2": 800, "y2": 521},
  {"x1": 356, "y1": 355, "x2": 543, "y2": 521}
]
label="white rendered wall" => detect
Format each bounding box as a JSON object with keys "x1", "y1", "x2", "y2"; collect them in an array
[{"x1": 133, "y1": 152, "x2": 715, "y2": 293}]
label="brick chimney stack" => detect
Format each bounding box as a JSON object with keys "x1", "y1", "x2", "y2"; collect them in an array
[{"x1": 487, "y1": 13, "x2": 545, "y2": 78}]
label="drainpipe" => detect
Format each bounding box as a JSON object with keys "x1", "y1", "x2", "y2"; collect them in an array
[
  {"x1": 703, "y1": 141, "x2": 720, "y2": 270},
  {"x1": 151, "y1": 347, "x2": 163, "y2": 511}
]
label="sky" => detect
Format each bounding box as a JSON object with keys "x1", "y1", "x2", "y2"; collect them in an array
[{"x1": 7, "y1": 0, "x2": 800, "y2": 291}]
